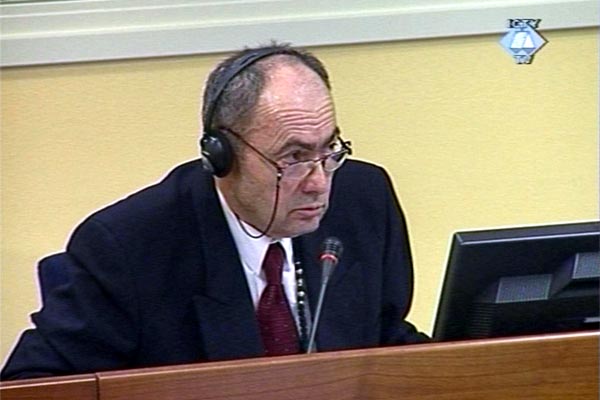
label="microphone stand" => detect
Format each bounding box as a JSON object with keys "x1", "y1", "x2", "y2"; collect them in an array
[
  {"x1": 306, "y1": 270, "x2": 331, "y2": 353},
  {"x1": 306, "y1": 238, "x2": 341, "y2": 353}
]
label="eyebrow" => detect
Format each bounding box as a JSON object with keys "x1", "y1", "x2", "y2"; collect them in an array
[{"x1": 275, "y1": 127, "x2": 340, "y2": 155}]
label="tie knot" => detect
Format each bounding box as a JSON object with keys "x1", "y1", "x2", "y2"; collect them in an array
[{"x1": 263, "y1": 243, "x2": 284, "y2": 284}]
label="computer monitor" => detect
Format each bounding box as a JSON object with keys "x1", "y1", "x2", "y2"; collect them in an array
[{"x1": 433, "y1": 221, "x2": 599, "y2": 342}]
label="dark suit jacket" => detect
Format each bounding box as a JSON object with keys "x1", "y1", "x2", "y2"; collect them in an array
[{"x1": 1, "y1": 159, "x2": 427, "y2": 379}]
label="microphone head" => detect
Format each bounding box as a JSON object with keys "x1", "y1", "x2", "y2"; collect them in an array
[{"x1": 320, "y1": 236, "x2": 343, "y2": 266}]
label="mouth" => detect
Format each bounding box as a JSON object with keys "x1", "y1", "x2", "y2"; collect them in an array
[{"x1": 291, "y1": 204, "x2": 325, "y2": 219}]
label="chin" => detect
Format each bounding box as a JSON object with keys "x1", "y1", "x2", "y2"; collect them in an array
[{"x1": 272, "y1": 219, "x2": 321, "y2": 239}]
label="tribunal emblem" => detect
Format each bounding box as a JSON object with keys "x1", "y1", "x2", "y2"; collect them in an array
[{"x1": 500, "y1": 19, "x2": 547, "y2": 64}]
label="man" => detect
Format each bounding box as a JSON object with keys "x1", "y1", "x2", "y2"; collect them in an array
[{"x1": 1, "y1": 43, "x2": 427, "y2": 380}]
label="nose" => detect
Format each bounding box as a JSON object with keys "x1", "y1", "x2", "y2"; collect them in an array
[{"x1": 301, "y1": 161, "x2": 330, "y2": 194}]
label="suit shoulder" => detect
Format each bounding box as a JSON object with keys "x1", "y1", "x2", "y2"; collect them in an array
[
  {"x1": 329, "y1": 159, "x2": 398, "y2": 222},
  {"x1": 74, "y1": 160, "x2": 208, "y2": 236},
  {"x1": 334, "y1": 159, "x2": 391, "y2": 190}
]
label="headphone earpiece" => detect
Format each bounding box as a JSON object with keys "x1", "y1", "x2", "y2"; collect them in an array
[{"x1": 200, "y1": 129, "x2": 234, "y2": 178}]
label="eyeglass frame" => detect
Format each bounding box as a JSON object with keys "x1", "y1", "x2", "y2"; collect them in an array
[{"x1": 220, "y1": 127, "x2": 352, "y2": 181}]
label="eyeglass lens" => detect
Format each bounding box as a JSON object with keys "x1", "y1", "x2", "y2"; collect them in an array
[{"x1": 283, "y1": 150, "x2": 348, "y2": 180}]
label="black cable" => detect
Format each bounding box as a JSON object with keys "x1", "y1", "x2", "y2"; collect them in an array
[{"x1": 234, "y1": 173, "x2": 282, "y2": 239}]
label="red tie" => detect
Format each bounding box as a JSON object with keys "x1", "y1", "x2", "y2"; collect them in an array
[{"x1": 257, "y1": 243, "x2": 300, "y2": 356}]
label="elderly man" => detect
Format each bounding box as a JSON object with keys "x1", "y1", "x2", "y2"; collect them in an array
[{"x1": 1, "y1": 43, "x2": 427, "y2": 380}]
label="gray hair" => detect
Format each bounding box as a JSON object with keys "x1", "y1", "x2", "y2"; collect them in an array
[{"x1": 202, "y1": 43, "x2": 331, "y2": 134}]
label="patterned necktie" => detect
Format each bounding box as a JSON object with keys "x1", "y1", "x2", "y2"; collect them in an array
[{"x1": 257, "y1": 243, "x2": 300, "y2": 356}]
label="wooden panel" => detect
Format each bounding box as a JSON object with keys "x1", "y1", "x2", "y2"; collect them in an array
[
  {"x1": 97, "y1": 353, "x2": 370, "y2": 400},
  {"x1": 2, "y1": 331, "x2": 597, "y2": 400},
  {"x1": 368, "y1": 331, "x2": 599, "y2": 400},
  {"x1": 96, "y1": 331, "x2": 599, "y2": 400},
  {"x1": 0, "y1": 374, "x2": 97, "y2": 400}
]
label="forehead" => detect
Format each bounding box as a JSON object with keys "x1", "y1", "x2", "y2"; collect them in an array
[
  {"x1": 261, "y1": 62, "x2": 329, "y2": 101},
  {"x1": 248, "y1": 64, "x2": 336, "y2": 149}
]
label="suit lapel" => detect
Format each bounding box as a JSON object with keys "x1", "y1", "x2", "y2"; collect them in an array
[
  {"x1": 190, "y1": 170, "x2": 264, "y2": 361},
  {"x1": 293, "y1": 234, "x2": 321, "y2": 314}
]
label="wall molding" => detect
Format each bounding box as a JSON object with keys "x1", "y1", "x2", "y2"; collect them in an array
[{"x1": 1, "y1": 0, "x2": 598, "y2": 67}]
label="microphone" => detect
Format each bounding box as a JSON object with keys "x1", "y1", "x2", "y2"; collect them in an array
[{"x1": 306, "y1": 237, "x2": 343, "y2": 353}]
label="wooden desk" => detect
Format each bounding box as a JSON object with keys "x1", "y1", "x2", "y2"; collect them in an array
[
  {"x1": 0, "y1": 373, "x2": 96, "y2": 400},
  {"x1": 2, "y1": 331, "x2": 598, "y2": 400}
]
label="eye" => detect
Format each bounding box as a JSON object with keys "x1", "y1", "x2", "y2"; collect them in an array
[
  {"x1": 294, "y1": 150, "x2": 306, "y2": 160},
  {"x1": 281, "y1": 150, "x2": 305, "y2": 164}
]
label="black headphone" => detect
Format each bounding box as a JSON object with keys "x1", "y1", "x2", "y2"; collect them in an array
[{"x1": 200, "y1": 48, "x2": 285, "y2": 177}]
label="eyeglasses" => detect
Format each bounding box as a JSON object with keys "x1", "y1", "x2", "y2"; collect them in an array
[{"x1": 222, "y1": 127, "x2": 352, "y2": 182}]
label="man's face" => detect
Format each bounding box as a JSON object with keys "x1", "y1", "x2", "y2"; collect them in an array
[{"x1": 218, "y1": 63, "x2": 337, "y2": 238}]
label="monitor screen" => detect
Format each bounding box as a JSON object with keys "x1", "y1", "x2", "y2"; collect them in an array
[{"x1": 433, "y1": 221, "x2": 599, "y2": 342}]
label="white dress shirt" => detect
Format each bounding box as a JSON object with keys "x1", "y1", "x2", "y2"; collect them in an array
[{"x1": 216, "y1": 188, "x2": 302, "y2": 330}]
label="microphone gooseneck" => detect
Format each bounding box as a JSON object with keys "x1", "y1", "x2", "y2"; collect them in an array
[{"x1": 307, "y1": 237, "x2": 343, "y2": 353}]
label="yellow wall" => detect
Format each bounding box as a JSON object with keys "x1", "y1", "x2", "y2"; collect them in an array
[{"x1": 1, "y1": 28, "x2": 598, "y2": 364}]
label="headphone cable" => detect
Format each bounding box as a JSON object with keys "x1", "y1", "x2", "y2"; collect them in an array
[{"x1": 234, "y1": 174, "x2": 282, "y2": 239}]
